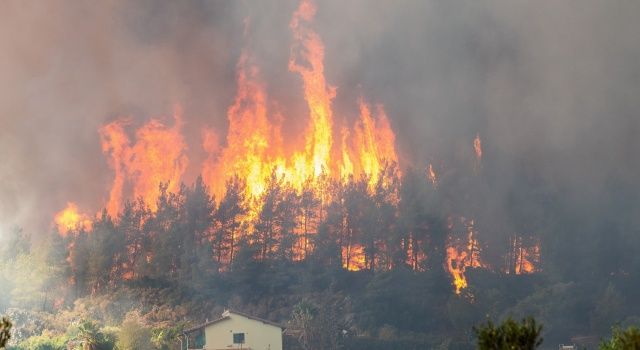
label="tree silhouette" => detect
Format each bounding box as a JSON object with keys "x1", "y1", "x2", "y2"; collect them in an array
[{"x1": 0, "y1": 317, "x2": 11, "y2": 349}]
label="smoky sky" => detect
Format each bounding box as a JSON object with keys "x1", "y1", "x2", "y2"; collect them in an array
[{"x1": 1, "y1": 0, "x2": 639, "y2": 236}]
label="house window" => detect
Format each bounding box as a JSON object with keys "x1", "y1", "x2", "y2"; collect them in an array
[{"x1": 233, "y1": 332, "x2": 245, "y2": 344}]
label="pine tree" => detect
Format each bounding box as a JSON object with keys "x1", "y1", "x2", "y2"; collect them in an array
[{"x1": 214, "y1": 177, "x2": 247, "y2": 265}]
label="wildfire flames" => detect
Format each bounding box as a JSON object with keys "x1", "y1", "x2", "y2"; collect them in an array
[
  {"x1": 445, "y1": 222, "x2": 542, "y2": 294},
  {"x1": 54, "y1": 0, "x2": 396, "y2": 265},
  {"x1": 445, "y1": 217, "x2": 488, "y2": 294},
  {"x1": 343, "y1": 244, "x2": 367, "y2": 272},
  {"x1": 508, "y1": 235, "x2": 541, "y2": 275},
  {"x1": 99, "y1": 111, "x2": 188, "y2": 216},
  {"x1": 51, "y1": 0, "x2": 539, "y2": 292},
  {"x1": 200, "y1": 0, "x2": 398, "y2": 201},
  {"x1": 54, "y1": 202, "x2": 92, "y2": 235},
  {"x1": 52, "y1": 0, "x2": 398, "y2": 217},
  {"x1": 515, "y1": 247, "x2": 539, "y2": 274}
]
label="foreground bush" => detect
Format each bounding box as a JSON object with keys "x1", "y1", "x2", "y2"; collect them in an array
[
  {"x1": 473, "y1": 317, "x2": 543, "y2": 350},
  {"x1": 12, "y1": 332, "x2": 67, "y2": 350},
  {"x1": 600, "y1": 326, "x2": 640, "y2": 350}
]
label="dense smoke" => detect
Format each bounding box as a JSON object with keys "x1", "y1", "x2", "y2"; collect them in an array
[{"x1": 1, "y1": 0, "x2": 639, "y2": 239}]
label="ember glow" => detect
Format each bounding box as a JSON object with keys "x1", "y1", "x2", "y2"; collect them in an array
[
  {"x1": 507, "y1": 236, "x2": 541, "y2": 275},
  {"x1": 427, "y1": 163, "x2": 437, "y2": 187},
  {"x1": 474, "y1": 133, "x2": 482, "y2": 162},
  {"x1": 343, "y1": 244, "x2": 366, "y2": 271},
  {"x1": 515, "y1": 246, "x2": 539, "y2": 275}
]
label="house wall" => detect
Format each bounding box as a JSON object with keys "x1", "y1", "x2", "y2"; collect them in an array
[{"x1": 203, "y1": 314, "x2": 282, "y2": 350}]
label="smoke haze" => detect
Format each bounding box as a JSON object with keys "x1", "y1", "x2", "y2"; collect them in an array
[{"x1": 1, "y1": 0, "x2": 639, "y2": 237}]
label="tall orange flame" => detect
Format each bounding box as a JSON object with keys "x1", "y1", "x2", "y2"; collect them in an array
[
  {"x1": 289, "y1": 0, "x2": 335, "y2": 179},
  {"x1": 349, "y1": 100, "x2": 398, "y2": 187},
  {"x1": 99, "y1": 112, "x2": 188, "y2": 214},
  {"x1": 340, "y1": 127, "x2": 354, "y2": 181},
  {"x1": 202, "y1": 52, "x2": 280, "y2": 200},
  {"x1": 99, "y1": 120, "x2": 129, "y2": 217}
]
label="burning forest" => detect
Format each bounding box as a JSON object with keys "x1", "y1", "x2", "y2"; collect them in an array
[
  {"x1": 2, "y1": 0, "x2": 640, "y2": 349},
  {"x1": 50, "y1": 0, "x2": 537, "y2": 294}
]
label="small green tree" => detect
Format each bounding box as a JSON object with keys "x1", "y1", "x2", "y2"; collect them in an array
[
  {"x1": 473, "y1": 317, "x2": 543, "y2": 350},
  {"x1": 68, "y1": 320, "x2": 114, "y2": 350},
  {"x1": 77, "y1": 321, "x2": 101, "y2": 350},
  {"x1": 151, "y1": 322, "x2": 186, "y2": 350},
  {"x1": 600, "y1": 326, "x2": 640, "y2": 350}
]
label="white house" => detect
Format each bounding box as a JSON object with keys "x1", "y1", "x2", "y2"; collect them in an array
[{"x1": 182, "y1": 310, "x2": 284, "y2": 350}]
